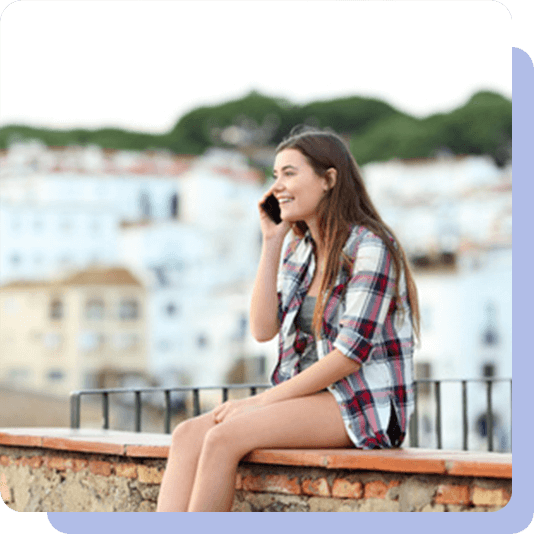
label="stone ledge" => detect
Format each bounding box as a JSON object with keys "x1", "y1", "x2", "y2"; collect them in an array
[{"x1": 0, "y1": 427, "x2": 512, "y2": 479}]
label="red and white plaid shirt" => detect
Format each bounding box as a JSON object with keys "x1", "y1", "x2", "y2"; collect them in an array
[{"x1": 271, "y1": 224, "x2": 415, "y2": 449}]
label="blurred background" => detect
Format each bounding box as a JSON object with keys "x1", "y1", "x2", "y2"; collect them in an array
[{"x1": 0, "y1": 1, "x2": 511, "y2": 451}]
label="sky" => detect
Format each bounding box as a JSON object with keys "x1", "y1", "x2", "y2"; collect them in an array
[{"x1": 0, "y1": 0, "x2": 518, "y2": 136}]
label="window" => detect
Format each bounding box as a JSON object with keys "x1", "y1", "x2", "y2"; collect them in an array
[
  {"x1": 482, "y1": 302, "x2": 500, "y2": 346},
  {"x1": 482, "y1": 362, "x2": 496, "y2": 378},
  {"x1": 232, "y1": 314, "x2": 247, "y2": 341},
  {"x1": 113, "y1": 333, "x2": 139, "y2": 351},
  {"x1": 119, "y1": 299, "x2": 139, "y2": 320},
  {"x1": 50, "y1": 299, "x2": 64, "y2": 320},
  {"x1": 47, "y1": 370, "x2": 65, "y2": 382},
  {"x1": 412, "y1": 255, "x2": 431, "y2": 269},
  {"x1": 482, "y1": 327, "x2": 499, "y2": 346},
  {"x1": 8, "y1": 368, "x2": 32, "y2": 384},
  {"x1": 197, "y1": 334, "x2": 208, "y2": 349},
  {"x1": 140, "y1": 192, "x2": 152, "y2": 219},
  {"x1": 158, "y1": 339, "x2": 172, "y2": 352},
  {"x1": 170, "y1": 193, "x2": 180, "y2": 219},
  {"x1": 86, "y1": 299, "x2": 105, "y2": 320},
  {"x1": 79, "y1": 332, "x2": 105, "y2": 352},
  {"x1": 165, "y1": 303, "x2": 178, "y2": 316},
  {"x1": 439, "y1": 252, "x2": 456, "y2": 267},
  {"x1": 43, "y1": 332, "x2": 62, "y2": 350}
]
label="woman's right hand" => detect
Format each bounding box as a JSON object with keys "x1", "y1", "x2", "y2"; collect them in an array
[
  {"x1": 258, "y1": 189, "x2": 291, "y2": 243},
  {"x1": 250, "y1": 187, "x2": 291, "y2": 342}
]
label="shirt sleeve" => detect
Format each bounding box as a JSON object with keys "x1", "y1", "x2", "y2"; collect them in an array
[
  {"x1": 333, "y1": 233, "x2": 397, "y2": 365},
  {"x1": 276, "y1": 232, "x2": 297, "y2": 325}
]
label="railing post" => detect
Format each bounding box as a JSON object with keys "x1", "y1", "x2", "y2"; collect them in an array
[
  {"x1": 487, "y1": 380, "x2": 494, "y2": 452},
  {"x1": 193, "y1": 389, "x2": 201, "y2": 416},
  {"x1": 135, "y1": 391, "x2": 142, "y2": 432},
  {"x1": 435, "y1": 381, "x2": 442, "y2": 449},
  {"x1": 409, "y1": 381, "x2": 419, "y2": 447},
  {"x1": 102, "y1": 392, "x2": 109, "y2": 430},
  {"x1": 164, "y1": 390, "x2": 171, "y2": 434},
  {"x1": 70, "y1": 392, "x2": 81, "y2": 429},
  {"x1": 462, "y1": 380, "x2": 468, "y2": 451}
]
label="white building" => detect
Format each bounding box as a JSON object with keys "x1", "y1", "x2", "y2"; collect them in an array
[
  {"x1": 361, "y1": 155, "x2": 512, "y2": 452},
  {"x1": 413, "y1": 244, "x2": 512, "y2": 451},
  {"x1": 0, "y1": 199, "x2": 118, "y2": 284},
  {"x1": 118, "y1": 149, "x2": 271, "y2": 386},
  {"x1": 362, "y1": 154, "x2": 507, "y2": 205},
  {"x1": 362, "y1": 155, "x2": 512, "y2": 257},
  {"x1": 0, "y1": 154, "x2": 187, "y2": 286},
  {"x1": 1, "y1": 142, "x2": 273, "y2": 390}
]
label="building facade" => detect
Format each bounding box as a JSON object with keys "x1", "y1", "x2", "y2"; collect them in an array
[{"x1": 0, "y1": 268, "x2": 148, "y2": 395}]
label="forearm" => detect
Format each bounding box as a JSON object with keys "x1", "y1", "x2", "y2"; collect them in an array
[
  {"x1": 249, "y1": 237, "x2": 285, "y2": 341},
  {"x1": 258, "y1": 349, "x2": 361, "y2": 405}
]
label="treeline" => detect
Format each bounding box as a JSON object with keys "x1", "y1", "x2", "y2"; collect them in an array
[{"x1": 0, "y1": 90, "x2": 511, "y2": 167}]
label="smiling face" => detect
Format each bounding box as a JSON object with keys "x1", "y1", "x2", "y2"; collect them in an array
[{"x1": 272, "y1": 148, "x2": 329, "y2": 227}]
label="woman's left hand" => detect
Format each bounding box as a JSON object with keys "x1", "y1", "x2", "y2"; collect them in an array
[{"x1": 212, "y1": 396, "x2": 266, "y2": 425}]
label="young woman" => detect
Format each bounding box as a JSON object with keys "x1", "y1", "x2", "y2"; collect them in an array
[{"x1": 156, "y1": 126, "x2": 419, "y2": 512}]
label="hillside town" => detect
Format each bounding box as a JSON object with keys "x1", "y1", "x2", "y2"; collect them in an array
[{"x1": 0, "y1": 140, "x2": 511, "y2": 450}]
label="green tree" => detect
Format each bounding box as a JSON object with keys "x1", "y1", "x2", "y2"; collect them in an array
[
  {"x1": 350, "y1": 91, "x2": 511, "y2": 167},
  {"x1": 0, "y1": 90, "x2": 511, "y2": 166}
]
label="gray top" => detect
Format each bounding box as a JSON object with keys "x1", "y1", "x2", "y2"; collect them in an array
[
  {"x1": 295, "y1": 295, "x2": 318, "y2": 372},
  {"x1": 295, "y1": 295, "x2": 317, "y2": 335}
]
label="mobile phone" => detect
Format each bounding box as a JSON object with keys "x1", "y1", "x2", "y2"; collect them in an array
[{"x1": 260, "y1": 193, "x2": 282, "y2": 224}]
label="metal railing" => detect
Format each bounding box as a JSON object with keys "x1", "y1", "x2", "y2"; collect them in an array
[
  {"x1": 408, "y1": 378, "x2": 512, "y2": 452},
  {"x1": 69, "y1": 378, "x2": 512, "y2": 452},
  {"x1": 70, "y1": 383, "x2": 270, "y2": 435}
]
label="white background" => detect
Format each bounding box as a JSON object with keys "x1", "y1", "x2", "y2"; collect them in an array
[{"x1": 0, "y1": 0, "x2": 514, "y2": 133}]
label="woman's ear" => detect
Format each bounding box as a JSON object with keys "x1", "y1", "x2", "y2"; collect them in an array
[{"x1": 324, "y1": 168, "x2": 337, "y2": 191}]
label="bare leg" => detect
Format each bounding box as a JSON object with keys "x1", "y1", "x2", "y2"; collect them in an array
[
  {"x1": 187, "y1": 390, "x2": 352, "y2": 512},
  {"x1": 156, "y1": 412, "x2": 216, "y2": 512}
]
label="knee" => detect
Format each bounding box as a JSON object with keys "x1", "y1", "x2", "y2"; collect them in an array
[
  {"x1": 201, "y1": 422, "x2": 247, "y2": 460},
  {"x1": 170, "y1": 416, "x2": 206, "y2": 449}
]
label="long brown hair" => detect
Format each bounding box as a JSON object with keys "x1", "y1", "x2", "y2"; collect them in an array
[{"x1": 276, "y1": 126, "x2": 420, "y2": 341}]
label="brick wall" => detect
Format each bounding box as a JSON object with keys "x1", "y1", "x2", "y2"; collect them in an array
[{"x1": 0, "y1": 428, "x2": 512, "y2": 512}]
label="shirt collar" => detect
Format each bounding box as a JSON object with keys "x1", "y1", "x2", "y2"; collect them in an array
[{"x1": 303, "y1": 229, "x2": 315, "y2": 247}]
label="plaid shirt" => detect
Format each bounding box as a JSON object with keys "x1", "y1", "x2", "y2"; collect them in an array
[{"x1": 271, "y1": 224, "x2": 415, "y2": 449}]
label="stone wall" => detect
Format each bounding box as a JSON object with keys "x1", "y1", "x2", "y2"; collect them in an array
[
  {"x1": 233, "y1": 463, "x2": 511, "y2": 512},
  {"x1": 1, "y1": 445, "x2": 165, "y2": 512},
  {"x1": 0, "y1": 436, "x2": 512, "y2": 513}
]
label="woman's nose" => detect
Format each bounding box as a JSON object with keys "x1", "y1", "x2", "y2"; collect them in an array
[{"x1": 272, "y1": 176, "x2": 285, "y2": 191}]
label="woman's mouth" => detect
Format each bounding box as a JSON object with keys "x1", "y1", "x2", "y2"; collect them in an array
[{"x1": 278, "y1": 197, "x2": 294, "y2": 205}]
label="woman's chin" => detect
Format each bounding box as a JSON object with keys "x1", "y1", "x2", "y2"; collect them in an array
[{"x1": 280, "y1": 210, "x2": 298, "y2": 223}]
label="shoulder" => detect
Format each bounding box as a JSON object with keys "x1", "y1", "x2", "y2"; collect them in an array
[{"x1": 343, "y1": 225, "x2": 390, "y2": 257}]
